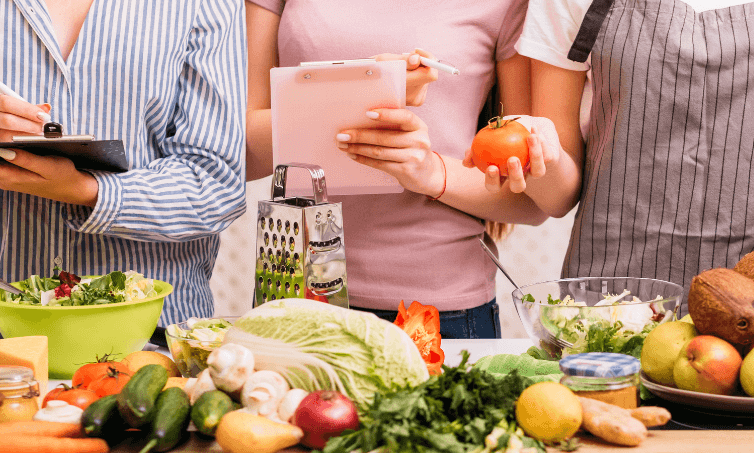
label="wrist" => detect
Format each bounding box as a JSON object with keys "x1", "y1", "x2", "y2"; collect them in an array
[
  {"x1": 426, "y1": 151, "x2": 446, "y2": 201},
  {"x1": 77, "y1": 172, "x2": 100, "y2": 208}
]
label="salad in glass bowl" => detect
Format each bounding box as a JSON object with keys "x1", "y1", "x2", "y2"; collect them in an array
[
  {"x1": 512, "y1": 277, "x2": 684, "y2": 360},
  {"x1": 165, "y1": 317, "x2": 236, "y2": 377}
]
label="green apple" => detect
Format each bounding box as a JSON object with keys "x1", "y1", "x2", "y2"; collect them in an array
[
  {"x1": 673, "y1": 335, "x2": 742, "y2": 395},
  {"x1": 679, "y1": 314, "x2": 694, "y2": 325},
  {"x1": 741, "y1": 347, "x2": 754, "y2": 396},
  {"x1": 641, "y1": 321, "x2": 698, "y2": 386}
]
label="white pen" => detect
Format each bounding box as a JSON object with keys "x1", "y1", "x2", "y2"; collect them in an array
[
  {"x1": 0, "y1": 81, "x2": 52, "y2": 122},
  {"x1": 419, "y1": 56, "x2": 460, "y2": 76}
]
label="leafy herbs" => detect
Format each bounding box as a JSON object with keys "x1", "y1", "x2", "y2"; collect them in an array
[
  {"x1": 321, "y1": 351, "x2": 545, "y2": 453},
  {"x1": 1, "y1": 270, "x2": 155, "y2": 306},
  {"x1": 522, "y1": 292, "x2": 660, "y2": 360}
]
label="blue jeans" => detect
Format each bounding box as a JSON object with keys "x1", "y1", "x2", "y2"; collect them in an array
[{"x1": 351, "y1": 298, "x2": 502, "y2": 339}]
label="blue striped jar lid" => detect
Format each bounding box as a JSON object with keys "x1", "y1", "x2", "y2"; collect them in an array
[{"x1": 559, "y1": 352, "x2": 641, "y2": 378}]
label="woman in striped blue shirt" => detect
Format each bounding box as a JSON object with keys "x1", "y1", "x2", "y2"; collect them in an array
[{"x1": 0, "y1": 0, "x2": 248, "y2": 326}]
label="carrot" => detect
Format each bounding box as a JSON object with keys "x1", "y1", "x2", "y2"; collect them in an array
[
  {"x1": 0, "y1": 435, "x2": 109, "y2": 453},
  {"x1": 0, "y1": 421, "x2": 84, "y2": 438}
]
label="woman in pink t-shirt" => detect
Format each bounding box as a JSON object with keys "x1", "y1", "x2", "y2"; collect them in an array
[{"x1": 244, "y1": 0, "x2": 558, "y2": 338}]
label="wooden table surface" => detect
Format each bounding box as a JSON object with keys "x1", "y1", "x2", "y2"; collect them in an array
[{"x1": 109, "y1": 429, "x2": 754, "y2": 453}]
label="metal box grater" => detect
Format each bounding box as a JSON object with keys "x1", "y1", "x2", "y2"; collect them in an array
[{"x1": 254, "y1": 163, "x2": 348, "y2": 308}]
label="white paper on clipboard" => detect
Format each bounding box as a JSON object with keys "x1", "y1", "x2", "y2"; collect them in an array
[{"x1": 270, "y1": 59, "x2": 406, "y2": 196}]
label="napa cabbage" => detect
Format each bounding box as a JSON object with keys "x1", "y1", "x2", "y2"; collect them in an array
[{"x1": 223, "y1": 299, "x2": 430, "y2": 410}]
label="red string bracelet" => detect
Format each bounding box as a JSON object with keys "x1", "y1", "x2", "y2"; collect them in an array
[{"x1": 426, "y1": 150, "x2": 446, "y2": 201}]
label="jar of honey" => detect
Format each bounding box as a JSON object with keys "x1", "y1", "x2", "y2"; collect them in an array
[
  {"x1": 0, "y1": 366, "x2": 40, "y2": 422},
  {"x1": 559, "y1": 352, "x2": 641, "y2": 409}
]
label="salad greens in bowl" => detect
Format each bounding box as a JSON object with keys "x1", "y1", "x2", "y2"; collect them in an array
[
  {"x1": 0, "y1": 271, "x2": 172, "y2": 378},
  {"x1": 165, "y1": 317, "x2": 236, "y2": 377},
  {"x1": 512, "y1": 277, "x2": 683, "y2": 360}
]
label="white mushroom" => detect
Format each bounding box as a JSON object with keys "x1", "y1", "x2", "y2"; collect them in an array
[
  {"x1": 277, "y1": 388, "x2": 309, "y2": 423},
  {"x1": 207, "y1": 343, "x2": 255, "y2": 395},
  {"x1": 240, "y1": 370, "x2": 290, "y2": 418},
  {"x1": 184, "y1": 369, "x2": 217, "y2": 405}
]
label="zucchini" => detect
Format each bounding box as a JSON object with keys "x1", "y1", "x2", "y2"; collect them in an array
[
  {"x1": 138, "y1": 387, "x2": 191, "y2": 453},
  {"x1": 190, "y1": 390, "x2": 240, "y2": 436},
  {"x1": 117, "y1": 364, "x2": 169, "y2": 427},
  {"x1": 81, "y1": 394, "x2": 127, "y2": 441}
]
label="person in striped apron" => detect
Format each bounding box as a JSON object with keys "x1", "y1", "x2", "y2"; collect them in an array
[{"x1": 503, "y1": 0, "x2": 754, "y2": 315}]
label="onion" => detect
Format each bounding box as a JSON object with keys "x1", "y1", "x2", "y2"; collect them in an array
[{"x1": 291, "y1": 390, "x2": 360, "y2": 449}]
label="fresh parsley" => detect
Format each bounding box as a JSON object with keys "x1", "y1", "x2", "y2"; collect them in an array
[{"x1": 322, "y1": 351, "x2": 545, "y2": 453}]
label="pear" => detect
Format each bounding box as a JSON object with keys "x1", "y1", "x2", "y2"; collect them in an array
[{"x1": 641, "y1": 321, "x2": 698, "y2": 386}]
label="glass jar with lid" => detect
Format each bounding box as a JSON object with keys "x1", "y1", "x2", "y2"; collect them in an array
[
  {"x1": 559, "y1": 352, "x2": 641, "y2": 409},
  {"x1": 0, "y1": 365, "x2": 40, "y2": 422}
]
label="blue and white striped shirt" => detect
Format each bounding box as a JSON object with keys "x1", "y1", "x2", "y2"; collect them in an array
[{"x1": 0, "y1": 0, "x2": 248, "y2": 325}]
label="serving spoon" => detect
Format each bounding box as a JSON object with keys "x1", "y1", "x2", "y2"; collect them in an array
[
  {"x1": 479, "y1": 238, "x2": 574, "y2": 350},
  {"x1": 0, "y1": 277, "x2": 22, "y2": 295},
  {"x1": 479, "y1": 237, "x2": 521, "y2": 290}
]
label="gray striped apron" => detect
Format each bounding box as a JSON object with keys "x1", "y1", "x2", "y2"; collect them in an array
[{"x1": 563, "y1": 0, "x2": 754, "y2": 314}]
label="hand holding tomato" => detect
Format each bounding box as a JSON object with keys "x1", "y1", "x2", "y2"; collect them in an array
[
  {"x1": 463, "y1": 115, "x2": 562, "y2": 194},
  {"x1": 470, "y1": 116, "x2": 531, "y2": 176}
]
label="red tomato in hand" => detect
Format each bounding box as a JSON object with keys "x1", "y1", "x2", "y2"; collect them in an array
[
  {"x1": 42, "y1": 384, "x2": 100, "y2": 410},
  {"x1": 88, "y1": 367, "x2": 131, "y2": 397},
  {"x1": 471, "y1": 116, "x2": 530, "y2": 176},
  {"x1": 72, "y1": 354, "x2": 131, "y2": 389}
]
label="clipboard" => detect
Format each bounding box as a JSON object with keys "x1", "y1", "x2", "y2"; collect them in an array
[
  {"x1": 270, "y1": 59, "x2": 406, "y2": 196},
  {"x1": 0, "y1": 123, "x2": 128, "y2": 172}
]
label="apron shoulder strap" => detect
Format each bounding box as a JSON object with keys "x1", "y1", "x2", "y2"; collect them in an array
[{"x1": 567, "y1": 0, "x2": 616, "y2": 63}]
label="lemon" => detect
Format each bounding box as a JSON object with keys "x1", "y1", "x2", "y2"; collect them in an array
[
  {"x1": 641, "y1": 321, "x2": 698, "y2": 386},
  {"x1": 679, "y1": 314, "x2": 694, "y2": 325},
  {"x1": 515, "y1": 382, "x2": 582, "y2": 443},
  {"x1": 741, "y1": 348, "x2": 754, "y2": 397},
  {"x1": 124, "y1": 350, "x2": 182, "y2": 377}
]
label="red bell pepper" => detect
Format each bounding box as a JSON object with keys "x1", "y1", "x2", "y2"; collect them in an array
[{"x1": 394, "y1": 300, "x2": 445, "y2": 375}]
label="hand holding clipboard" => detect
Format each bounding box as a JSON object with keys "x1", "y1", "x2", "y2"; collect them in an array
[{"x1": 0, "y1": 82, "x2": 127, "y2": 172}]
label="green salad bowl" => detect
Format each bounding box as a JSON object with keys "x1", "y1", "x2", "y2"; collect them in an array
[
  {"x1": 512, "y1": 277, "x2": 683, "y2": 360},
  {"x1": 0, "y1": 279, "x2": 172, "y2": 378}
]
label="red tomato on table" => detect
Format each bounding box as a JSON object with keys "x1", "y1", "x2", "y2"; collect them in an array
[
  {"x1": 42, "y1": 384, "x2": 99, "y2": 410},
  {"x1": 88, "y1": 367, "x2": 131, "y2": 397},
  {"x1": 72, "y1": 353, "x2": 131, "y2": 389}
]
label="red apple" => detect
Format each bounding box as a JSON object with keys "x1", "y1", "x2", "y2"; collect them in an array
[{"x1": 673, "y1": 335, "x2": 743, "y2": 395}]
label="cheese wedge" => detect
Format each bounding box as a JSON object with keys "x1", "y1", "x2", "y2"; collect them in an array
[{"x1": 0, "y1": 336, "x2": 49, "y2": 404}]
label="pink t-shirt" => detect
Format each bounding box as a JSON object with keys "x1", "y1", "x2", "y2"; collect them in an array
[{"x1": 249, "y1": 0, "x2": 528, "y2": 311}]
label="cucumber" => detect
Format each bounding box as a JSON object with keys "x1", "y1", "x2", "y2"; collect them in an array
[
  {"x1": 117, "y1": 364, "x2": 169, "y2": 428},
  {"x1": 138, "y1": 387, "x2": 191, "y2": 453},
  {"x1": 81, "y1": 394, "x2": 127, "y2": 441},
  {"x1": 190, "y1": 390, "x2": 240, "y2": 436}
]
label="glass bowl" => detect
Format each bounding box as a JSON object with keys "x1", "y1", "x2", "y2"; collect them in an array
[
  {"x1": 512, "y1": 277, "x2": 684, "y2": 360},
  {"x1": 165, "y1": 316, "x2": 238, "y2": 377}
]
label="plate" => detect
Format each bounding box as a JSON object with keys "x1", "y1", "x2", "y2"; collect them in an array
[{"x1": 641, "y1": 371, "x2": 754, "y2": 413}]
